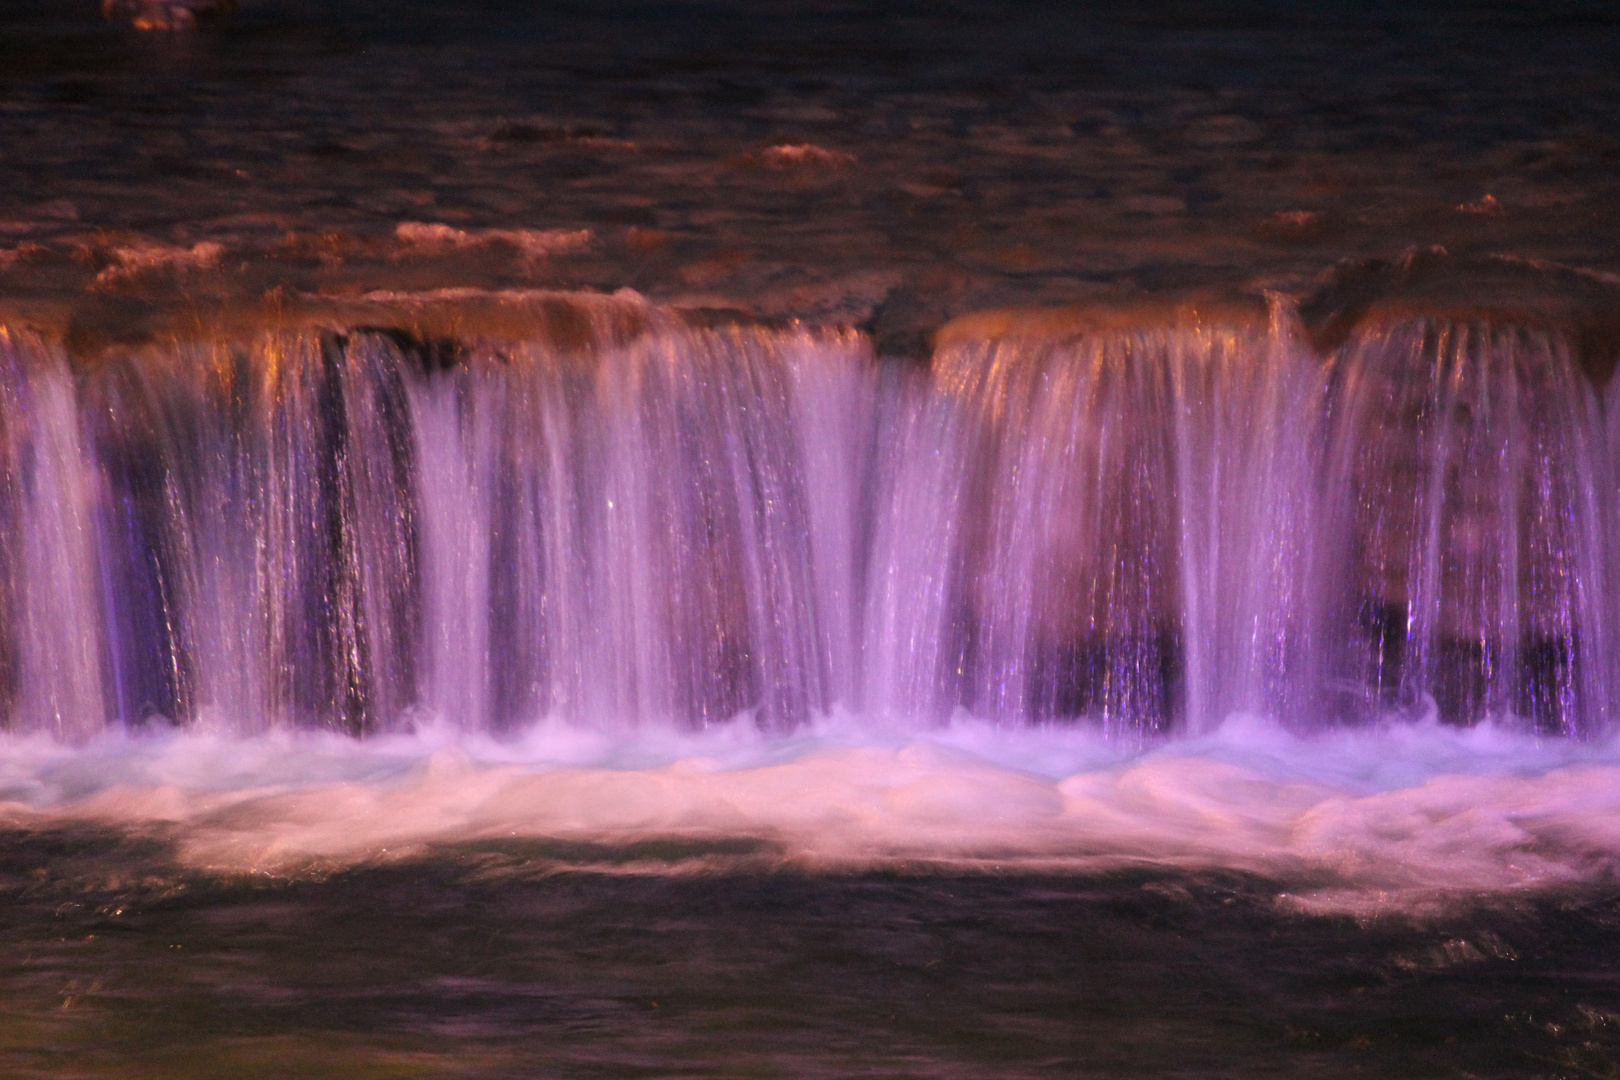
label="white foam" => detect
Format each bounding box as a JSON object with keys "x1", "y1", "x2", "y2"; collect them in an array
[{"x1": 4, "y1": 713, "x2": 1619, "y2": 915}]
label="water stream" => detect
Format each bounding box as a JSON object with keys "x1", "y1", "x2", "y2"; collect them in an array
[{"x1": 2, "y1": 298, "x2": 1611, "y2": 744}]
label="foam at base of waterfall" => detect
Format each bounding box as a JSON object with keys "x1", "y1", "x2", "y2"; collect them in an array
[{"x1": 3, "y1": 714, "x2": 1618, "y2": 916}]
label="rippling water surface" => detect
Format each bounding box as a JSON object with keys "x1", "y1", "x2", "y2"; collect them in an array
[{"x1": 0, "y1": 0, "x2": 1616, "y2": 342}]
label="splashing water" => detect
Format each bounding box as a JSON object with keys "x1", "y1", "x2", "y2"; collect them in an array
[
  {"x1": 5, "y1": 711, "x2": 1620, "y2": 914},
  {"x1": 1, "y1": 294, "x2": 1618, "y2": 905}
]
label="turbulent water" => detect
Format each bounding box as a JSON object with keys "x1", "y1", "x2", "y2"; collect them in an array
[
  {"x1": 10, "y1": 711, "x2": 1620, "y2": 913},
  {"x1": 9, "y1": 712, "x2": 1620, "y2": 1077}
]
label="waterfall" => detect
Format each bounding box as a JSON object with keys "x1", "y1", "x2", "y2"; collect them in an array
[
  {"x1": 0, "y1": 295, "x2": 1612, "y2": 739},
  {"x1": 1312, "y1": 320, "x2": 1614, "y2": 735},
  {"x1": 863, "y1": 304, "x2": 1322, "y2": 735},
  {"x1": 401, "y1": 319, "x2": 871, "y2": 733},
  {"x1": 0, "y1": 330, "x2": 106, "y2": 741}
]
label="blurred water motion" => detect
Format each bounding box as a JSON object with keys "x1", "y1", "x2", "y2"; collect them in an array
[{"x1": 0, "y1": 285, "x2": 1612, "y2": 738}]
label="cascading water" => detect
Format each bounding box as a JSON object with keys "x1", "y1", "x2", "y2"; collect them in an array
[
  {"x1": 1313, "y1": 319, "x2": 1615, "y2": 734},
  {"x1": 864, "y1": 306, "x2": 1322, "y2": 735},
  {"x1": 27, "y1": 298, "x2": 876, "y2": 738},
  {"x1": 14, "y1": 292, "x2": 1620, "y2": 1077},
  {"x1": 0, "y1": 330, "x2": 106, "y2": 742},
  {"x1": 0, "y1": 296, "x2": 1613, "y2": 741},
  {"x1": 401, "y1": 318, "x2": 871, "y2": 733},
  {"x1": 83, "y1": 333, "x2": 420, "y2": 735}
]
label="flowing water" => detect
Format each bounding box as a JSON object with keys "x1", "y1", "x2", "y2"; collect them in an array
[
  {"x1": 4, "y1": 0, "x2": 1620, "y2": 1075},
  {"x1": 4, "y1": 296, "x2": 1620, "y2": 1075},
  {"x1": 2, "y1": 296, "x2": 1614, "y2": 741}
]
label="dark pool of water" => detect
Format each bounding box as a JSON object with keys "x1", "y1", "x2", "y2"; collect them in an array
[{"x1": 4, "y1": 826, "x2": 1619, "y2": 1078}]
